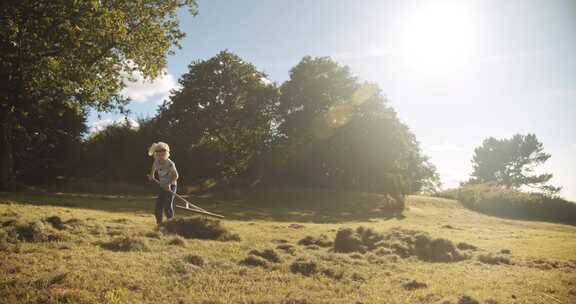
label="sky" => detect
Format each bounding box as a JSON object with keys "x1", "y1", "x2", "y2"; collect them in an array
[{"x1": 87, "y1": 0, "x2": 576, "y2": 200}]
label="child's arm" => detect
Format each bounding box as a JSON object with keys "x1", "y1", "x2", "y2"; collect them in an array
[
  {"x1": 169, "y1": 165, "x2": 179, "y2": 185},
  {"x1": 147, "y1": 162, "x2": 156, "y2": 181}
]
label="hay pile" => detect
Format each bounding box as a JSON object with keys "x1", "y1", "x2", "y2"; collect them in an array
[
  {"x1": 240, "y1": 255, "x2": 270, "y2": 268},
  {"x1": 183, "y1": 254, "x2": 205, "y2": 267},
  {"x1": 298, "y1": 235, "x2": 332, "y2": 247},
  {"x1": 290, "y1": 258, "x2": 318, "y2": 276},
  {"x1": 1, "y1": 219, "x2": 70, "y2": 244},
  {"x1": 249, "y1": 249, "x2": 282, "y2": 263},
  {"x1": 477, "y1": 253, "x2": 512, "y2": 265},
  {"x1": 99, "y1": 236, "x2": 150, "y2": 252},
  {"x1": 161, "y1": 217, "x2": 240, "y2": 241},
  {"x1": 333, "y1": 226, "x2": 469, "y2": 262},
  {"x1": 240, "y1": 249, "x2": 281, "y2": 269}
]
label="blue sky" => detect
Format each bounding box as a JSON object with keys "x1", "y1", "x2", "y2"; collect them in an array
[{"x1": 88, "y1": 0, "x2": 576, "y2": 200}]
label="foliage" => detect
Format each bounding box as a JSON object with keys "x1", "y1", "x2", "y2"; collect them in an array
[
  {"x1": 266, "y1": 56, "x2": 439, "y2": 194},
  {"x1": 437, "y1": 183, "x2": 576, "y2": 223},
  {"x1": 0, "y1": 0, "x2": 197, "y2": 185},
  {"x1": 155, "y1": 50, "x2": 280, "y2": 180},
  {"x1": 469, "y1": 134, "x2": 560, "y2": 195},
  {"x1": 79, "y1": 117, "x2": 157, "y2": 182}
]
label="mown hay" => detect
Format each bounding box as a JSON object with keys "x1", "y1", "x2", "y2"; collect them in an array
[
  {"x1": 161, "y1": 217, "x2": 240, "y2": 241},
  {"x1": 290, "y1": 258, "x2": 318, "y2": 276},
  {"x1": 458, "y1": 295, "x2": 480, "y2": 304},
  {"x1": 277, "y1": 244, "x2": 297, "y2": 255},
  {"x1": 168, "y1": 236, "x2": 186, "y2": 246},
  {"x1": 183, "y1": 254, "x2": 205, "y2": 267},
  {"x1": 414, "y1": 235, "x2": 466, "y2": 262},
  {"x1": 3, "y1": 220, "x2": 69, "y2": 243},
  {"x1": 99, "y1": 236, "x2": 150, "y2": 252},
  {"x1": 457, "y1": 242, "x2": 478, "y2": 251},
  {"x1": 524, "y1": 257, "x2": 568, "y2": 270},
  {"x1": 298, "y1": 235, "x2": 333, "y2": 247},
  {"x1": 334, "y1": 226, "x2": 470, "y2": 262},
  {"x1": 144, "y1": 231, "x2": 162, "y2": 239},
  {"x1": 281, "y1": 298, "x2": 311, "y2": 304},
  {"x1": 403, "y1": 279, "x2": 428, "y2": 290},
  {"x1": 239, "y1": 255, "x2": 270, "y2": 268},
  {"x1": 45, "y1": 216, "x2": 65, "y2": 230},
  {"x1": 305, "y1": 245, "x2": 320, "y2": 250},
  {"x1": 350, "y1": 272, "x2": 366, "y2": 282},
  {"x1": 249, "y1": 249, "x2": 281, "y2": 263},
  {"x1": 477, "y1": 254, "x2": 512, "y2": 265},
  {"x1": 288, "y1": 224, "x2": 305, "y2": 229},
  {"x1": 320, "y1": 268, "x2": 344, "y2": 280},
  {"x1": 334, "y1": 228, "x2": 365, "y2": 253}
]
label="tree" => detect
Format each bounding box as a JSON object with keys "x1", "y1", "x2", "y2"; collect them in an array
[
  {"x1": 80, "y1": 118, "x2": 149, "y2": 182},
  {"x1": 155, "y1": 51, "x2": 280, "y2": 181},
  {"x1": 469, "y1": 133, "x2": 560, "y2": 194},
  {"x1": 273, "y1": 56, "x2": 439, "y2": 194},
  {"x1": 0, "y1": 0, "x2": 197, "y2": 186}
]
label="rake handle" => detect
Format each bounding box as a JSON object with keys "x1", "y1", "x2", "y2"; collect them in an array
[{"x1": 149, "y1": 177, "x2": 225, "y2": 219}]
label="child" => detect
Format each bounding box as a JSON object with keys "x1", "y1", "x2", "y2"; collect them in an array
[{"x1": 147, "y1": 142, "x2": 179, "y2": 225}]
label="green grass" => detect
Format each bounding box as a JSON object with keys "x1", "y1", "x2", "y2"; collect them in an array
[{"x1": 1, "y1": 190, "x2": 575, "y2": 303}]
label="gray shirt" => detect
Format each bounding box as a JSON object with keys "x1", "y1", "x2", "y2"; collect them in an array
[{"x1": 154, "y1": 159, "x2": 176, "y2": 186}]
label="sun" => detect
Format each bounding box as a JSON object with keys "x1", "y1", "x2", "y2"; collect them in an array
[{"x1": 397, "y1": 2, "x2": 478, "y2": 77}]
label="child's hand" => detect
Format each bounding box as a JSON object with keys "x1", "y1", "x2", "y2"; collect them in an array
[
  {"x1": 162, "y1": 184, "x2": 171, "y2": 192},
  {"x1": 147, "y1": 174, "x2": 153, "y2": 181}
]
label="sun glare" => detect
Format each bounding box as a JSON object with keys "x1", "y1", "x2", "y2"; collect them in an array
[{"x1": 397, "y1": 2, "x2": 478, "y2": 76}]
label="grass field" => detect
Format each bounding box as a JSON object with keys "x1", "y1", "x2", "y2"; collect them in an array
[{"x1": 1, "y1": 189, "x2": 575, "y2": 304}]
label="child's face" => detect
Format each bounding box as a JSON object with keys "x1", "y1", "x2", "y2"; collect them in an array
[{"x1": 155, "y1": 150, "x2": 168, "y2": 160}]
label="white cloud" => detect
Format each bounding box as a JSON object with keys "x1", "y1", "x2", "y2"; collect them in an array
[
  {"x1": 121, "y1": 69, "x2": 179, "y2": 104},
  {"x1": 437, "y1": 169, "x2": 469, "y2": 189},
  {"x1": 426, "y1": 142, "x2": 465, "y2": 153},
  {"x1": 89, "y1": 116, "x2": 140, "y2": 134},
  {"x1": 260, "y1": 77, "x2": 273, "y2": 86}
]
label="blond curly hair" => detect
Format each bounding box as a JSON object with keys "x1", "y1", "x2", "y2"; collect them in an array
[{"x1": 147, "y1": 142, "x2": 171, "y2": 157}]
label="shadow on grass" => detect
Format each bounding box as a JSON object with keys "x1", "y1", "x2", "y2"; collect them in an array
[{"x1": 0, "y1": 188, "x2": 405, "y2": 223}]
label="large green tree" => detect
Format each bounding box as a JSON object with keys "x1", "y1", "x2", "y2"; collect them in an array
[
  {"x1": 273, "y1": 56, "x2": 439, "y2": 194},
  {"x1": 156, "y1": 51, "x2": 280, "y2": 181},
  {"x1": 0, "y1": 0, "x2": 197, "y2": 186},
  {"x1": 469, "y1": 133, "x2": 560, "y2": 194}
]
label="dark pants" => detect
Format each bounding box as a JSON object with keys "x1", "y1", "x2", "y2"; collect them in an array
[{"x1": 155, "y1": 184, "x2": 176, "y2": 224}]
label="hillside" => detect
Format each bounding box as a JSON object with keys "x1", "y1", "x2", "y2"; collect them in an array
[{"x1": 1, "y1": 190, "x2": 575, "y2": 304}]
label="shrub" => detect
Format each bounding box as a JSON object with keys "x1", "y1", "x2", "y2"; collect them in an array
[{"x1": 437, "y1": 183, "x2": 576, "y2": 223}]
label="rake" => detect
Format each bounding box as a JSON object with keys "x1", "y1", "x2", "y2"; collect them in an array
[{"x1": 150, "y1": 178, "x2": 224, "y2": 219}]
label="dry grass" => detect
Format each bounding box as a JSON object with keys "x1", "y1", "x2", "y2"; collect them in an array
[{"x1": 0, "y1": 192, "x2": 575, "y2": 303}]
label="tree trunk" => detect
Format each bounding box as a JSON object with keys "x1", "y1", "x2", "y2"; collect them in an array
[{"x1": 0, "y1": 120, "x2": 14, "y2": 187}]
